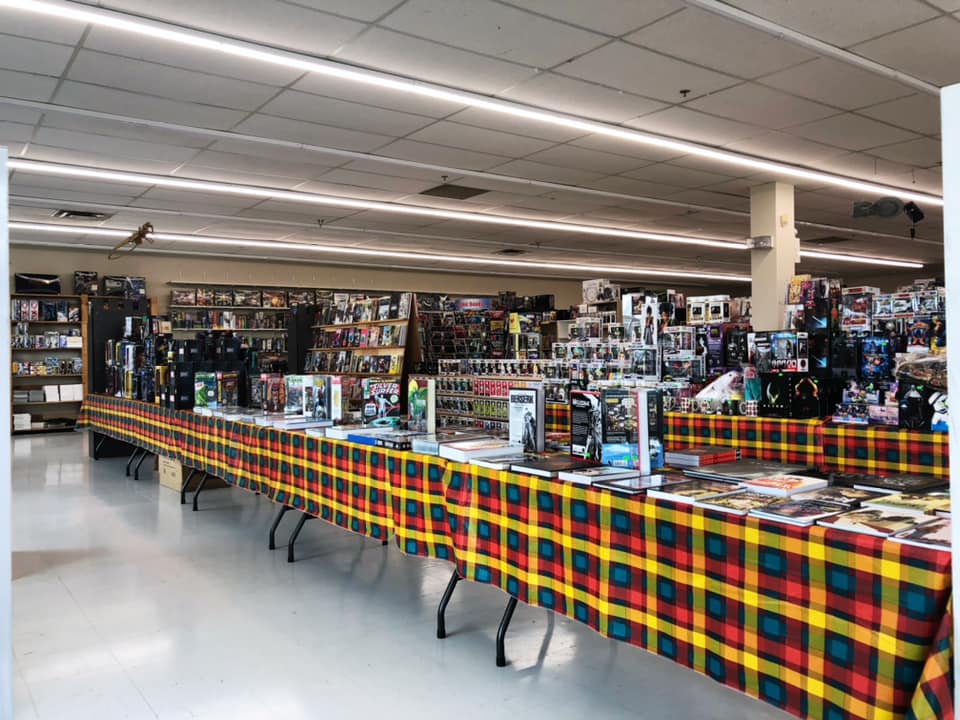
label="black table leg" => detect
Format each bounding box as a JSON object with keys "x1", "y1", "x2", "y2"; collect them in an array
[
  {"x1": 287, "y1": 513, "x2": 314, "y2": 563},
  {"x1": 132, "y1": 450, "x2": 150, "y2": 480},
  {"x1": 125, "y1": 448, "x2": 142, "y2": 477},
  {"x1": 436, "y1": 569, "x2": 460, "y2": 639},
  {"x1": 180, "y1": 468, "x2": 197, "y2": 506},
  {"x1": 496, "y1": 596, "x2": 519, "y2": 667},
  {"x1": 93, "y1": 434, "x2": 106, "y2": 460},
  {"x1": 192, "y1": 473, "x2": 211, "y2": 512},
  {"x1": 268, "y1": 505, "x2": 291, "y2": 550}
]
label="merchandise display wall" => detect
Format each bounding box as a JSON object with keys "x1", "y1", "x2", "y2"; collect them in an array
[{"x1": 77, "y1": 394, "x2": 952, "y2": 720}]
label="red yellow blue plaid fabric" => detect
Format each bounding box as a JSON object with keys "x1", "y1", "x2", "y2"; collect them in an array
[
  {"x1": 444, "y1": 462, "x2": 952, "y2": 720},
  {"x1": 822, "y1": 424, "x2": 949, "y2": 480},
  {"x1": 78, "y1": 395, "x2": 953, "y2": 720},
  {"x1": 664, "y1": 413, "x2": 822, "y2": 465},
  {"x1": 545, "y1": 402, "x2": 569, "y2": 434}
]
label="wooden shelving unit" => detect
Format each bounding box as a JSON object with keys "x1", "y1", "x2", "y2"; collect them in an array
[{"x1": 11, "y1": 293, "x2": 89, "y2": 435}]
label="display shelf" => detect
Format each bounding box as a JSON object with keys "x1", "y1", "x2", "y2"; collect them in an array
[
  {"x1": 312, "y1": 318, "x2": 410, "y2": 330},
  {"x1": 305, "y1": 371, "x2": 401, "y2": 377},
  {"x1": 11, "y1": 293, "x2": 83, "y2": 299},
  {"x1": 13, "y1": 400, "x2": 83, "y2": 406},
  {"x1": 308, "y1": 345, "x2": 404, "y2": 352},
  {"x1": 169, "y1": 304, "x2": 290, "y2": 311},
  {"x1": 171, "y1": 326, "x2": 286, "y2": 332},
  {"x1": 11, "y1": 347, "x2": 83, "y2": 352},
  {"x1": 11, "y1": 320, "x2": 81, "y2": 325},
  {"x1": 13, "y1": 374, "x2": 84, "y2": 379}
]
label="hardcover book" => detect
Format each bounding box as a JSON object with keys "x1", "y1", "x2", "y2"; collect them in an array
[
  {"x1": 591, "y1": 473, "x2": 689, "y2": 496},
  {"x1": 557, "y1": 465, "x2": 639, "y2": 485},
  {"x1": 646, "y1": 479, "x2": 743, "y2": 504},
  {"x1": 818, "y1": 507, "x2": 925, "y2": 537},
  {"x1": 695, "y1": 491, "x2": 779, "y2": 516},
  {"x1": 469, "y1": 453, "x2": 535, "y2": 470},
  {"x1": 891, "y1": 517, "x2": 951, "y2": 551},
  {"x1": 665, "y1": 446, "x2": 739, "y2": 468},
  {"x1": 683, "y1": 459, "x2": 811, "y2": 482},
  {"x1": 509, "y1": 386, "x2": 545, "y2": 453},
  {"x1": 284, "y1": 375, "x2": 305, "y2": 415},
  {"x1": 601, "y1": 387, "x2": 636, "y2": 468},
  {"x1": 439, "y1": 438, "x2": 515, "y2": 462},
  {"x1": 861, "y1": 492, "x2": 951, "y2": 516},
  {"x1": 570, "y1": 390, "x2": 603, "y2": 462},
  {"x1": 750, "y1": 499, "x2": 846, "y2": 526},
  {"x1": 407, "y1": 377, "x2": 436, "y2": 434},
  {"x1": 375, "y1": 430, "x2": 427, "y2": 450},
  {"x1": 739, "y1": 474, "x2": 828, "y2": 497},
  {"x1": 790, "y1": 485, "x2": 884, "y2": 509},
  {"x1": 411, "y1": 431, "x2": 488, "y2": 456},
  {"x1": 851, "y1": 474, "x2": 948, "y2": 494},
  {"x1": 509, "y1": 455, "x2": 597, "y2": 479},
  {"x1": 362, "y1": 378, "x2": 401, "y2": 427}
]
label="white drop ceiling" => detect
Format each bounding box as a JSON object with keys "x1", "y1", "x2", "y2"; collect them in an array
[{"x1": 0, "y1": 0, "x2": 955, "y2": 283}]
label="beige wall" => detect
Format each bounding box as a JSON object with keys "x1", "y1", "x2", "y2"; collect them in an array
[{"x1": 12, "y1": 246, "x2": 587, "y2": 311}]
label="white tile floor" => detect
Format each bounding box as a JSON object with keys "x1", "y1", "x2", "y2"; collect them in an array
[{"x1": 12, "y1": 434, "x2": 793, "y2": 719}]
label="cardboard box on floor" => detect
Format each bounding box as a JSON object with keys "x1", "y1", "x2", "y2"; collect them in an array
[{"x1": 158, "y1": 455, "x2": 228, "y2": 492}]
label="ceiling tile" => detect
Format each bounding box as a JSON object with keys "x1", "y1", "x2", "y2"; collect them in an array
[
  {"x1": 722, "y1": 0, "x2": 938, "y2": 46},
  {"x1": 91, "y1": 0, "x2": 367, "y2": 55},
  {"x1": 443, "y1": 107, "x2": 586, "y2": 142},
  {"x1": 856, "y1": 94, "x2": 941, "y2": 136},
  {"x1": 496, "y1": 0, "x2": 682, "y2": 36},
  {"x1": 664, "y1": 188, "x2": 750, "y2": 211},
  {"x1": 583, "y1": 176, "x2": 686, "y2": 199},
  {"x1": 317, "y1": 168, "x2": 437, "y2": 195},
  {"x1": 0, "y1": 105, "x2": 42, "y2": 125},
  {"x1": 204, "y1": 139, "x2": 349, "y2": 170},
  {"x1": 289, "y1": 179, "x2": 407, "y2": 202},
  {"x1": 626, "y1": 8, "x2": 816, "y2": 79},
  {"x1": 82, "y1": 27, "x2": 303, "y2": 86},
  {"x1": 0, "y1": 35, "x2": 74, "y2": 77},
  {"x1": 625, "y1": 107, "x2": 764, "y2": 145},
  {"x1": 184, "y1": 149, "x2": 331, "y2": 181},
  {"x1": 558, "y1": 41, "x2": 739, "y2": 101},
  {"x1": 758, "y1": 58, "x2": 915, "y2": 110},
  {"x1": 404, "y1": 121, "x2": 556, "y2": 157},
  {"x1": 484, "y1": 159, "x2": 606, "y2": 186},
  {"x1": 375, "y1": 139, "x2": 511, "y2": 171},
  {"x1": 0, "y1": 141, "x2": 26, "y2": 156},
  {"x1": 54, "y1": 81, "x2": 248, "y2": 130},
  {"x1": 9, "y1": 183, "x2": 140, "y2": 207},
  {"x1": 0, "y1": 12, "x2": 85, "y2": 45},
  {"x1": 687, "y1": 84, "x2": 838, "y2": 129},
  {"x1": 259, "y1": 90, "x2": 435, "y2": 137},
  {"x1": 67, "y1": 50, "x2": 278, "y2": 112},
  {"x1": 11, "y1": 173, "x2": 147, "y2": 198},
  {"x1": 569, "y1": 134, "x2": 682, "y2": 163},
  {"x1": 787, "y1": 114, "x2": 918, "y2": 151},
  {"x1": 723, "y1": 131, "x2": 847, "y2": 165},
  {"x1": 523, "y1": 144, "x2": 650, "y2": 174},
  {"x1": 0, "y1": 121, "x2": 34, "y2": 144},
  {"x1": 622, "y1": 162, "x2": 735, "y2": 188},
  {"x1": 172, "y1": 164, "x2": 308, "y2": 190},
  {"x1": 279, "y1": 0, "x2": 404, "y2": 22},
  {"x1": 40, "y1": 112, "x2": 212, "y2": 149},
  {"x1": 291, "y1": 74, "x2": 462, "y2": 118},
  {"x1": 339, "y1": 159, "x2": 452, "y2": 182},
  {"x1": 336, "y1": 28, "x2": 538, "y2": 95},
  {"x1": 851, "y1": 18, "x2": 960, "y2": 86},
  {"x1": 867, "y1": 138, "x2": 942, "y2": 167},
  {"x1": 816, "y1": 152, "x2": 915, "y2": 186},
  {"x1": 234, "y1": 114, "x2": 393, "y2": 153},
  {"x1": 500, "y1": 73, "x2": 666, "y2": 123},
  {"x1": 21, "y1": 144, "x2": 188, "y2": 175},
  {"x1": 32, "y1": 126, "x2": 201, "y2": 164},
  {"x1": 380, "y1": 0, "x2": 606, "y2": 67},
  {"x1": 926, "y1": 0, "x2": 960, "y2": 9}
]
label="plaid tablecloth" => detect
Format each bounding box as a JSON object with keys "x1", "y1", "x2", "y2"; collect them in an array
[
  {"x1": 79, "y1": 395, "x2": 953, "y2": 719},
  {"x1": 822, "y1": 424, "x2": 949, "y2": 480},
  {"x1": 545, "y1": 402, "x2": 569, "y2": 434},
  {"x1": 664, "y1": 413, "x2": 823, "y2": 466},
  {"x1": 441, "y1": 462, "x2": 952, "y2": 720}
]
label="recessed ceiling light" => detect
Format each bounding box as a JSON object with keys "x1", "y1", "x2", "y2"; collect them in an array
[{"x1": 0, "y1": 0, "x2": 943, "y2": 207}]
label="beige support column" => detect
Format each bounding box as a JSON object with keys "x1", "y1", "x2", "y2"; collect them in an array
[{"x1": 750, "y1": 182, "x2": 799, "y2": 331}]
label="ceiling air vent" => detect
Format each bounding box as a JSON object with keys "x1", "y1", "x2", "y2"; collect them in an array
[
  {"x1": 493, "y1": 248, "x2": 526, "y2": 256},
  {"x1": 419, "y1": 184, "x2": 489, "y2": 200},
  {"x1": 52, "y1": 209, "x2": 113, "y2": 221}
]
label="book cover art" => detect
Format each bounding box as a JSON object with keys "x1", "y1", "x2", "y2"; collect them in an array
[
  {"x1": 557, "y1": 466, "x2": 638, "y2": 484},
  {"x1": 791, "y1": 486, "x2": 883, "y2": 508},
  {"x1": 262, "y1": 289, "x2": 288, "y2": 308},
  {"x1": 377, "y1": 296, "x2": 391, "y2": 321},
  {"x1": 284, "y1": 375, "x2": 305, "y2": 415},
  {"x1": 818, "y1": 507, "x2": 924, "y2": 536},
  {"x1": 214, "y1": 289, "x2": 234, "y2": 307},
  {"x1": 218, "y1": 371, "x2": 239, "y2": 408},
  {"x1": 740, "y1": 475, "x2": 828, "y2": 496},
  {"x1": 193, "y1": 371, "x2": 218, "y2": 409},
  {"x1": 852, "y1": 473, "x2": 947, "y2": 494},
  {"x1": 647, "y1": 479, "x2": 743, "y2": 504},
  {"x1": 509, "y1": 387, "x2": 544, "y2": 453},
  {"x1": 570, "y1": 390, "x2": 603, "y2": 462},
  {"x1": 685, "y1": 459, "x2": 811, "y2": 482},
  {"x1": 171, "y1": 289, "x2": 196, "y2": 306},
  {"x1": 362, "y1": 378, "x2": 401, "y2": 427},
  {"x1": 234, "y1": 289, "x2": 262, "y2": 307},
  {"x1": 196, "y1": 288, "x2": 215, "y2": 306},
  {"x1": 696, "y1": 491, "x2": 779, "y2": 515},
  {"x1": 891, "y1": 517, "x2": 951, "y2": 550},
  {"x1": 510, "y1": 455, "x2": 596, "y2": 478},
  {"x1": 862, "y1": 492, "x2": 951, "y2": 515},
  {"x1": 750, "y1": 499, "x2": 845, "y2": 525},
  {"x1": 407, "y1": 376, "x2": 436, "y2": 434}
]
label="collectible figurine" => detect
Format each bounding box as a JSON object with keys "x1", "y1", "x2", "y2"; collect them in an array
[{"x1": 930, "y1": 315, "x2": 946, "y2": 353}]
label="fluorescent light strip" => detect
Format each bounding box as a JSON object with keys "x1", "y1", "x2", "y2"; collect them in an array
[
  {"x1": 7, "y1": 222, "x2": 752, "y2": 282},
  {"x1": 7, "y1": 159, "x2": 744, "y2": 250},
  {"x1": 799, "y1": 249, "x2": 924, "y2": 269},
  {"x1": 0, "y1": 0, "x2": 943, "y2": 207}
]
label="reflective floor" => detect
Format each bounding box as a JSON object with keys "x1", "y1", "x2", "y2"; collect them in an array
[{"x1": 12, "y1": 434, "x2": 792, "y2": 719}]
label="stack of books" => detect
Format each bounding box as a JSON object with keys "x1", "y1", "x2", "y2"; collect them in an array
[{"x1": 664, "y1": 446, "x2": 739, "y2": 468}]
